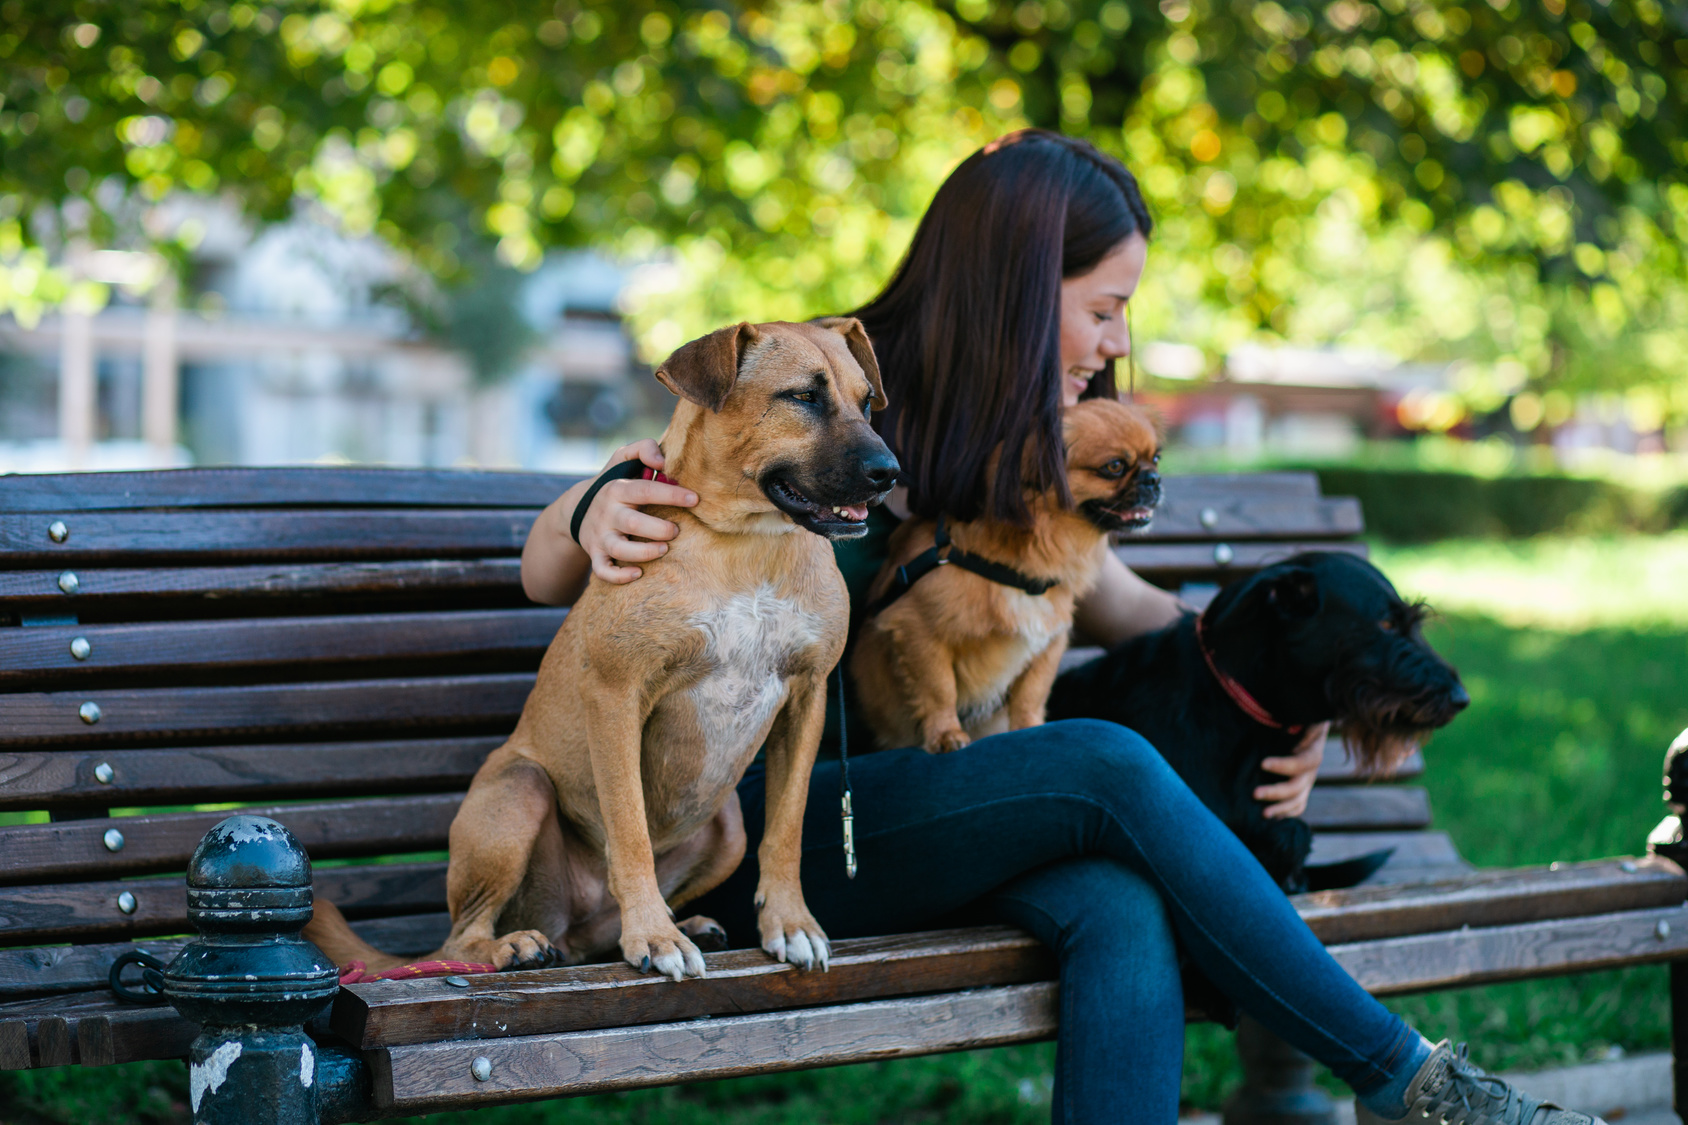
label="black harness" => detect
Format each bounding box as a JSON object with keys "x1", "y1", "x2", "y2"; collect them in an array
[{"x1": 864, "y1": 514, "x2": 1058, "y2": 618}]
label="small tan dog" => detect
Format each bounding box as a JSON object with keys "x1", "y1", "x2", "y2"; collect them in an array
[
  {"x1": 852, "y1": 398, "x2": 1160, "y2": 754},
  {"x1": 305, "y1": 319, "x2": 898, "y2": 980}
]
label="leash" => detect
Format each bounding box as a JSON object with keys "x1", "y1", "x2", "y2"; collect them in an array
[
  {"x1": 835, "y1": 665, "x2": 856, "y2": 879},
  {"x1": 863, "y1": 514, "x2": 1058, "y2": 618},
  {"x1": 570, "y1": 458, "x2": 675, "y2": 545},
  {"x1": 1193, "y1": 614, "x2": 1304, "y2": 735}
]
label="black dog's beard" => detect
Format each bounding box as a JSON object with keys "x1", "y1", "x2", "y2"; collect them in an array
[{"x1": 1324, "y1": 649, "x2": 1464, "y2": 775}]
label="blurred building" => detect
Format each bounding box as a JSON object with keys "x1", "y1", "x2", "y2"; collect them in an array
[
  {"x1": 1140, "y1": 342, "x2": 1455, "y2": 459},
  {"x1": 0, "y1": 207, "x2": 652, "y2": 475}
]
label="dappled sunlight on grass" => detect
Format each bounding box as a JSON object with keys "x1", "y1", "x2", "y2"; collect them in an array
[{"x1": 1374, "y1": 534, "x2": 1688, "y2": 631}]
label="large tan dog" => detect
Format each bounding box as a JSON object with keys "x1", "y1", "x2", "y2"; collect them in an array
[
  {"x1": 306, "y1": 319, "x2": 898, "y2": 980},
  {"x1": 852, "y1": 398, "x2": 1160, "y2": 754}
]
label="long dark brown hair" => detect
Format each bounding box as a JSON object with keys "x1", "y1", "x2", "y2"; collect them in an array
[{"x1": 852, "y1": 129, "x2": 1153, "y2": 525}]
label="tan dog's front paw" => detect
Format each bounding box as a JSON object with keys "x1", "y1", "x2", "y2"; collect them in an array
[
  {"x1": 756, "y1": 898, "x2": 830, "y2": 971},
  {"x1": 621, "y1": 922, "x2": 706, "y2": 981},
  {"x1": 924, "y1": 728, "x2": 971, "y2": 754}
]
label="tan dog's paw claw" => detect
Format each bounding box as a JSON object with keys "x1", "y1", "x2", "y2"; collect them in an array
[
  {"x1": 491, "y1": 930, "x2": 557, "y2": 972},
  {"x1": 678, "y1": 915, "x2": 729, "y2": 952},
  {"x1": 622, "y1": 926, "x2": 707, "y2": 982},
  {"x1": 925, "y1": 729, "x2": 970, "y2": 754}
]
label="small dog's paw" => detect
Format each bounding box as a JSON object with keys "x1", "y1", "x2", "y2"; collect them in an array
[
  {"x1": 925, "y1": 729, "x2": 971, "y2": 754},
  {"x1": 491, "y1": 930, "x2": 558, "y2": 971},
  {"x1": 757, "y1": 900, "x2": 831, "y2": 971},
  {"x1": 621, "y1": 923, "x2": 706, "y2": 981},
  {"x1": 678, "y1": 915, "x2": 729, "y2": 952}
]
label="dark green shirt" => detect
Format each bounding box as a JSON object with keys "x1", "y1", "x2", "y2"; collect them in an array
[{"x1": 817, "y1": 506, "x2": 902, "y2": 759}]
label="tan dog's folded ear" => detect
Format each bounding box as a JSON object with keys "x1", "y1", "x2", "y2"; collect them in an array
[
  {"x1": 655, "y1": 322, "x2": 760, "y2": 411},
  {"x1": 812, "y1": 316, "x2": 888, "y2": 410}
]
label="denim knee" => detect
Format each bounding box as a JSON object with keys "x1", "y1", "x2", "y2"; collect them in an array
[{"x1": 1036, "y1": 718, "x2": 1183, "y2": 795}]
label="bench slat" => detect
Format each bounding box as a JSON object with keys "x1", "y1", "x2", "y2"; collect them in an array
[
  {"x1": 0, "y1": 674, "x2": 534, "y2": 747},
  {"x1": 1295, "y1": 857, "x2": 1687, "y2": 944},
  {"x1": 0, "y1": 468, "x2": 1316, "y2": 515},
  {"x1": 0, "y1": 795, "x2": 461, "y2": 883},
  {"x1": 0, "y1": 468, "x2": 575, "y2": 512},
  {"x1": 0, "y1": 510, "x2": 537, "y2": 565},
  {"x1": 0, "y1": 861, "x2": 446, "y2": 944},
  {"x1": 370, "y1": 905, "x2": 1688, "y2": 1113},
  {"x1": 1307, "y1": 831, "x2": 1468, "y2": 883},
  {"x1": 367, "y1": 981, "x2": 1061, "y2": 1113},
  {"x1": 0, "y1": 609, "x2": 565, "y2": 684},
  {"x1": 0, "y1": 560, "x2": 525, "y2": 609},
  {"x1": 1137, "y1": 495, "x2": 1362, "y2": 541},
  {"x1": 1337, "y1": 903, "x2": 1688, "y2": 996},
  {"x1": 1303, "y1": 787, "x2": 1429, "y2": 831},
  {"x1": 1318, "y1": 746, "x2": 1424, "y2": 784},
  {"x1": 1112, "y1": 540, "x2": 1367, "y2": 582},
  {"x1": 0, "y1": 737, "x2": 502, "y2": 810},
  {"x1": 335, "y1": 924, "x2": 1054, "y2": 1050}
]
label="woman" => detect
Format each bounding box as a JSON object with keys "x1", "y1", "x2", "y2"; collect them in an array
[{"x1": 519, "y1": 130, "x2": 1601, "y2": 1125}]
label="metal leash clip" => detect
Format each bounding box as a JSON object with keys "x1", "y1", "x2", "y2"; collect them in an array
[{"x1": 841, "y1": 790, "x2": 857, "y2": 880}]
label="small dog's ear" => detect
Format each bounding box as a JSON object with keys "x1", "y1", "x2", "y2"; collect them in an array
[
  {"x1": 812, "y1": 316, "x2": 888, "y2": 410},
  {"x1": 1266, "y1": 565, "x2": 1321, "y2": 619},
  {"x1": 655, "y1": 322, "x2": 759, "y2": 411}
]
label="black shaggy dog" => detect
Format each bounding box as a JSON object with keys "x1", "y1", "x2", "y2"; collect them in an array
[{"x1": 1047, "y1": 551, "x2": 1469, "y2": 893}]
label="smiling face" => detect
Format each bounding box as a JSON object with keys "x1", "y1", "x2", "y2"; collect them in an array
[
  {"x1": 1061, "y1": 398, "x2": 1162, "y2": 532},
  {"x1": 1059, "y1": 234, "x2": 1149, "y2": 407},
  {"x1": 655, "y1": 319, "x2": 900, "y2": 539}
]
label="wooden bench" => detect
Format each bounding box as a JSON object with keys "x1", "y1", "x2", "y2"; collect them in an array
[{"x1": 2, "y1": 466, "x2": 1684, "y2": 1124}]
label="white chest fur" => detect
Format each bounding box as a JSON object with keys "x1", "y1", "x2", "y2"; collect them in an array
[{"x1": 686, "y1": 585, "x2": 825, "y2": 763}]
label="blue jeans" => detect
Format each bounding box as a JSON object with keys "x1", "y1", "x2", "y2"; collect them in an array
[{"x1": 689, "y1": 720, "x2": 1417, "y2": 1124}]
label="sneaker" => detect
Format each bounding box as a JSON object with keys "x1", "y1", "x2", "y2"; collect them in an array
[{"x1": 1356, "y1": 1040, "x2": 1609, "y2": 1125}]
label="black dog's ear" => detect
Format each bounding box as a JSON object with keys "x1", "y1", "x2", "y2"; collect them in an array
[
  {"x1": 1266, "y1": 565, "x2": 1321, "y2": 619},
  {"x1": 655, "y1": 322, "x2": 760, "y2": 412}
]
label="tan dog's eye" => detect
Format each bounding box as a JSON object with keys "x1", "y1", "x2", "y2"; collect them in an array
[
  {"x1": 790, "y1": 390, "x2": 818, "y2": 404},
  {"x1": 1097, "y1": 459, "x2": 1128, "y2": 480}
]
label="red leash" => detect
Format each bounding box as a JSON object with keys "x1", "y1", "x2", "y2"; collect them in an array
[{"x1": 1194, "y1": 615, "x2": 1304, "y2": 735}]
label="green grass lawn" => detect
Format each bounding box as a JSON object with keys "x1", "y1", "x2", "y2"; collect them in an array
[{"x1": 6, "y1": 536, "x2": 1687, "y2": 1124}]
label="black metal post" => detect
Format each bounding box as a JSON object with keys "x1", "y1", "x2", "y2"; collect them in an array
[
  {"x1": 160, "y1": 814, "x2": 358, "y2": 1125},
  {"x1": 1222, "y1": 1015, "x2": 1339, "y2": 1125}
]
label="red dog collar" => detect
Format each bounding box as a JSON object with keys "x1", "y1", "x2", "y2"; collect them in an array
[{"x1": 1194, "y1": 615, "x2": 1305, "y2": 736}]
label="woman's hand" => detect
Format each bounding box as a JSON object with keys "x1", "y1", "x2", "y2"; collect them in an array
[
  {"x1": 519, "y1": 439, "x2": 698, "y2": 606},
  {"x1": 572, "y1": 439, "x2": 698, "y2": 584},
  {"x1": 1255, "y1": 722, "x2": 1328, "y2": 819}
]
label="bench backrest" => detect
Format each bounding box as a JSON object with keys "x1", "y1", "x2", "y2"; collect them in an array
[{"x1": 0, "y1": 466, "x2": 1373, "y2": 1005}]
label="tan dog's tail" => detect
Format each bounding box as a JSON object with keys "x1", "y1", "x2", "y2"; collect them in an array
[{"x1": 301, "y1": 899, "x2": 410, "y2": 972}]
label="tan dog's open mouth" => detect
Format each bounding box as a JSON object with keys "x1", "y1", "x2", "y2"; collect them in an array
[{"x1": 762, "y1": 472, "x2": 881, "y2": 539}]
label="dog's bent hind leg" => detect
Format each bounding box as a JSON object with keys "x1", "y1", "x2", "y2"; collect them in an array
[{"x1": 436, "y1": 743, "x2": 560, "y2": 970}]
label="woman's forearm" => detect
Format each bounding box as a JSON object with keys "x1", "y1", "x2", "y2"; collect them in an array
[
  {"x1": 1073, "y1": 549, "x2": 1185, "y2": 647},
  {"x1": 521, "y1": 482, "x2": 594, "y2": 606}
]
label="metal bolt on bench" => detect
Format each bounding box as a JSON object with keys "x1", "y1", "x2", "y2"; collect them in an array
[{"x1": 156, "y1": 814, "x2": 370, "y2": 1124}]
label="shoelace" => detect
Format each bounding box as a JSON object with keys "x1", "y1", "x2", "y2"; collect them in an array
[{"x1": 1411, "y1": 1044, "x2": 1541, "y2": 1125}]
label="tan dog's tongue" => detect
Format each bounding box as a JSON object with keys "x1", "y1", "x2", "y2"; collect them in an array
[{"x1": 839, "y1": 504, "x2": 869, "y2": 521}]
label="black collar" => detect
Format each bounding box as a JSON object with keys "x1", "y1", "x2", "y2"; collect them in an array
[{"x1": 864, "y1": 514, "x2": 1058, "y2": 618}]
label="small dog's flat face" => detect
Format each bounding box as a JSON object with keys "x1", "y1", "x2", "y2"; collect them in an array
[
  {"x1": 1210, "y1": 552, "x2": 1469, "y2": 773},
  {"x1": 1062, "y1": 399, "x2": 1163, "y2": 532},
  {"x1": 656, "y1": 319, "x2": 899, "y2": 539}
]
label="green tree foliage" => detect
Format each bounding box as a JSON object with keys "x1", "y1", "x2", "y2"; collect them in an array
[{"x1": 1, "y1": 0, "x2": 1684, "y2": 408}]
